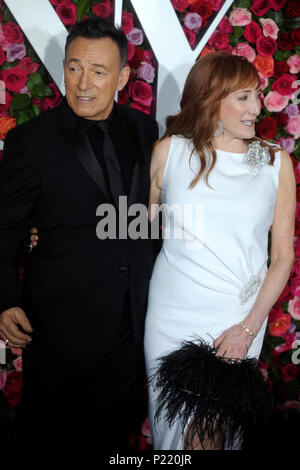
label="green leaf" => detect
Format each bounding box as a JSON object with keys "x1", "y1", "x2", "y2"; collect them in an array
[
  {"x1": 233, "y1": 26, "x2": 244, "y2": 39},
  {"x1": 26, "y1": 72, "x2": 44, "y2": 88},
  {"x1": 32, "y1": 104, "x2": 42, "y2": 117},
  {"x1": 236, "y1": 0, "x2": 251, "y2": 8},
  {"x1": 10, "y1": 93, "x2": 31, "y2": 112},
  {"x1": 17, "y1": 111, "x2": 30, "y2": 126},
  {"x1": 76, "y1": 0, "x2": 91, "y2": 22},
  {"x1": 44, "y1": 86, "x2": 54, "y2": 97},
  {"x1": 31, "y1": 83, "x2": 47, "y2": 100},
  {"x1": 3, "y1": 7, "x2": 15, "y2": 23}
]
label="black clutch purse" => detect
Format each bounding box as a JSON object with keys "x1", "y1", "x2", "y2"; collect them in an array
[{"x1": 151, "y1": 339, "x2": 273, "y2": 450}]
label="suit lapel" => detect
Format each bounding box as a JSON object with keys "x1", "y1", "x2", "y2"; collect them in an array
[{"x1": 57, "y1": 100, "x2": 113, "y2": 204}]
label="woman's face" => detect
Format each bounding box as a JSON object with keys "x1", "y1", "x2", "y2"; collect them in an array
[{"x1": 218, "y1": 85, "x2": 261, "y2": 141}]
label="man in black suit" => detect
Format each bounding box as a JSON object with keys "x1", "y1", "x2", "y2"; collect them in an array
[{"x1": 0, "y1": 17, "x2": 158, "y2": 452}]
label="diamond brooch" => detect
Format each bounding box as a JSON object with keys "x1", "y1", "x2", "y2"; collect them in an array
[
  {"x1": 239, "y1": 274, "x2": 262, "y2": 305},
  {"x1": 242, "y1": 141, "x2": 270, "y2": 173}
]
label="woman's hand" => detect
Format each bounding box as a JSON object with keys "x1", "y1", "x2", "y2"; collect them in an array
[{"x1": 213, "y1": 323, "x2": 254, "y2": 362}]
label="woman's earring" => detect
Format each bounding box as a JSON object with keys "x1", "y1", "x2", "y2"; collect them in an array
[{"x1": 214, "y1": 121, "x2": 223, "y2": 137}]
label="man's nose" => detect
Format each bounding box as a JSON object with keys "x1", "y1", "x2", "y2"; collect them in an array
[{"x1": 78, "y1": 71, "x2": 90, "y2": 91}]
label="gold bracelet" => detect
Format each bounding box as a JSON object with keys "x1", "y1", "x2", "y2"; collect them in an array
[{"x1": 240, "y1": 321, "x2": 257, "y2": 338}]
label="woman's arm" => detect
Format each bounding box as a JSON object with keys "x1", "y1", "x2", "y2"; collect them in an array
[
  {"x1": 215, "y1": 149, "x2": 296, "y2": 360},
  {"x1": 148, "y1": 137, "x2": 171, "y2": 221}
]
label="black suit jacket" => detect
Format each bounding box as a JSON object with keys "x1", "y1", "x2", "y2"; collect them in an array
[{"x1": 0, "y1": 99, "x2": 158, "y2": 363}]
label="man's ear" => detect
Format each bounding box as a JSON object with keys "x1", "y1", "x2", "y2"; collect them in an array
[{"x1": 117, "y1": 66, "x2": 131, "y2": 91}]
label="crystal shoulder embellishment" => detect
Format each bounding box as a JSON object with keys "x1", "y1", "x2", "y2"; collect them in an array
[
  {"x1": 242, "y1": 141, "x2": 270, "y2": 173},
  {"x1": 239, "y1": 274, "x2": 262, "y2": 305}
]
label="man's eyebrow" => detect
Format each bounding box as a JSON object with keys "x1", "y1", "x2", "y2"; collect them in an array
[{"x1": 67, "y1": 58, "x2": 109, "y2": 69}]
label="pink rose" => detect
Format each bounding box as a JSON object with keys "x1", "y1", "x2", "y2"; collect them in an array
[
  {"x1": 208, "y1": 30, "x2": 229, "y2": 50},
  {"x1": 0, "y1": 65, "x2": 28, "y2": 93},
  {"x1": 3, "y1": 43, "x2": 26, "y2": 62},
  {"x1": 137, "y1": 61, "x2": 156, "y2": 84},
  {"x1": 218, "y1": 17, "x2": 234, "y2": 34},
  {"x1": 13, "y1": 355, "x2": 22, "y2": 372},
  {"x1": 243, "y1": 21, "x2": 263, "y2": 44},
  {"x1": 287, "y1": 54, "x2": 300, "y2": 74},
  {"x1": 130, "y1": 101, "x2": 151, "y2": 115},
  {"x1": 121, "y1": 11, "x2": 134, "y2": 34},
  {"x1": 258, "y1": 72, "x2": 269, "y2": 90},
  {"x1": 183, "y1": 13, "x2": 202, "y2": 31},
  {"x1": 126, "y1": 28, "x2": 144, "y2": 46},
  {"x1": 289, "y1": 277, "x2": 300, "y2": 296},
  {"x1": 232, "y1": 42, "x2": 256, "y2": 63},
  {"x1": 0, "y1": 25, "x2": 9, "y2": 48},
  {"x1": 229, "y1": 7, "x2": 252, "y2": 26},
  {"x1": 259, "y1": 18, "x2": 279, "y2": 40},
  {"x1": 264, "y1": 91, "x2": 289, "y2": 112},
  {"x1": 128, "y1": 80, "x2": 153, "y2": 107},
  {"x1": 288, "y1": 296, "x2": 300, "y2": 320},
  {"x1": 286, "y1": 115, "x2": 300, "y2": 139},
  {"x1": 277, "y1": 136, "x2": 295, "y2": 153},
  {"x1": 256, "y1": 36, "x2": 277, "y2": 57}
]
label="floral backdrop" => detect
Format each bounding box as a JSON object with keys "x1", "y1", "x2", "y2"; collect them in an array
[{"x1": 0, "y1": 0, "x2": 299, "y2": 448}]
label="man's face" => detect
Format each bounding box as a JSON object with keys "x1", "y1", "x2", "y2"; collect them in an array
[{"x1": 63, "y1": 36, "x2": 130, "y2": 120}]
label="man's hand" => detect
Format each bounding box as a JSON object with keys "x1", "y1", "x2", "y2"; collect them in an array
[
  {"x1": 0, "y1": 307, "x2": 33, "y2": 348},
  {"x1": 29, "y1": 227, "x2": 39, "y2": 251}
]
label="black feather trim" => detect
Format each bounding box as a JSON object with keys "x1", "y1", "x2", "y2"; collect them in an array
[{"x1": 150, "y1": 339, "x2": 273, "y2": 449}]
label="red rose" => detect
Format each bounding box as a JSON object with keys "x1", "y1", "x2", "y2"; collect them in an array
[
  {"x1": 56, "y1": 1, "x2": 77, "y2": 26},
  {"x1": 256, "y1": 116, "x2": 277, "y2": 139},
  {"x1": 127, "y1": 42, "x2": 136, "y2": 61},
  {"x1": 2, "y1": 22, "x2": 24, "y2": 44},
  {"x1": 218, "y1": 17, "x2": 233, "y2": 34},
  {"x1": 129, "y1": 47, "x2": 144, "y2": 69},
  {"x1": 285, "y1": 0, "x2": 300, "y2": 17},
  {"x1": 273, "y1": 60, "x2": 289, "y2": 78},
  {"x1": 243, "y1": 21, "x2": 263, "y2": 44},
  {"x1": 92, "y1": 1, "x2": 111, "y2": 19},
  {"x1": 118, "y1": 89, "x2": 129, "y2": 105},
  {"x1": 0, "y1": 150, "x2": 3, "y2": 162},
  {"x1": 272, "y1": 73, "x2": 298, "y2": 96},
  {"x1": 281, "y1": 364, "x2": 299, "y2": 382},
  {"x1": 256, "y1": 36, "x2": 277, "y2": 57},
  {"x1": 190, "y1": 1, "x2": 213, "y2": 19},
  {"x1": 250, "y1": 0, "x2": 271, "y2": 16},
  {"x1": 291, "y1": 28, "x2": 300, "y2": 46},
  {"x1": 128, "y1": 80, "x2": 153, "y2": 107},
  {"x1": 18, "y1": 57, "x2": 40, "y2": 74},
  {"x1": 43, "y1": 83, "x2": 62, "y2": 110},
  {"x1": 130, "y1": 101, "x2": 151, "y2": 115},
  {"x1": 3, "y1": 370, "x2": 22, "y2": 409},
  {"x1": 278, "y1": 31, "x2": 294, "y2": 50},
  {"x1": 273, "y1": 111, "x2": 288, "y2": 127},
  {"x1": 269, "y1": 0, "x2": 287, "y2": 9},
  {"x1": 121, "y1": 11, "x2": 134, "y2": 34},
  {"x1": 183, "y1": 27, "x2": 196, "y2": 47},
  {"x1": 268, "y1": 308, "x2": 291, "y2": 336},
  {"x1": 208, "y1": 30, "x2": 229, "y2": 50},
  {"x1": 171, "y1": 0, "x2": 189, "y2": 12},
  {"x1": 1, "y1": 66, "x2": 28, "y2": 93},
  {"x1": 0, "y1": 47, "x2": 6, "y2": 66}
]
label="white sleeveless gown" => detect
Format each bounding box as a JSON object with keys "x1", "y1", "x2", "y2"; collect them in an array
[{"x1": 144, "y1": 136, "x2": 281, "y2": 450}]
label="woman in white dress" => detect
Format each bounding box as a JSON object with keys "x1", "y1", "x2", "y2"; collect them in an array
[{"x1": 144, "y1": 51, "x2": 296, "y2": 450}]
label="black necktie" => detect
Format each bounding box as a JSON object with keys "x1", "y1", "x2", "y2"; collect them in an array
[{"x1": 96, "y1": 120, "x2": 124, "y2": 205}]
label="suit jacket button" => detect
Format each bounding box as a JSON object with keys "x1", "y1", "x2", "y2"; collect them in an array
[{"x1": 119, "y1": 266, "x2": 128, "y2": 272}]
